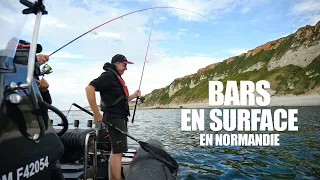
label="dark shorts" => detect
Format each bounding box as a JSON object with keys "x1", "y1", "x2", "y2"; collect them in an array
[{"x1": 103, "y1": 113, "x2": 128, "y2": 154}]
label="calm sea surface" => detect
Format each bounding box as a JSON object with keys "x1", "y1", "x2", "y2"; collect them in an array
[{"x1": 49, "y1": 106, "x2": 320, "y2": 180}]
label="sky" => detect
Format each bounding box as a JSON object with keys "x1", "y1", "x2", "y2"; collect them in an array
[{"x1": 1, "y1": 0, "x2": 320, "y2": 110}]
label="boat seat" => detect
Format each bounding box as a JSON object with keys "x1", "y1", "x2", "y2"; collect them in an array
[{"x1": 59, "y1": 129, "x2": 95, "y2": 163}]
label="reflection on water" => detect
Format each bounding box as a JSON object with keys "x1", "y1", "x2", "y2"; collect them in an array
[{"x1": 49, "y1": 106, "x2": 320, "y2": 179}]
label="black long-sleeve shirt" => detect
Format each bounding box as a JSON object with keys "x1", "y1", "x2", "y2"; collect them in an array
[{"x1": 89, "y1": 63, "x2": 129, "y2": 117}]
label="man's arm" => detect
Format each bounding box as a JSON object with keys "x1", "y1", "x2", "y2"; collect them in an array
[
  {"x1": 41, "y1": 90, "x2": 52, "y2": 104},
  {"x1": 36, "y1": 54, "x2": 49, "y2": 65},
  {"x1": 85, "y1": 85, "x2": 102, "y2": 121},
  {"x1": 128, "y1": 90, "x2": 141, "y2": 101}
]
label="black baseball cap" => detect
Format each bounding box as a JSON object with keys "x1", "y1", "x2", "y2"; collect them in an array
[
  {"x1": 18, "y1": 39, "x2": 43, "y2": 53},
  {"x1": 111, "y1": 54, "x2": 133, "y2": 64}
]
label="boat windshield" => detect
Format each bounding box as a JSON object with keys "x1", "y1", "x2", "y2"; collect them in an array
[{"x1": 0, "y1": 1, "x2": 28, "y2": 60}]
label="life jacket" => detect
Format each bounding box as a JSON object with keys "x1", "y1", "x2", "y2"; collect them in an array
[{"x1": 100, "y1": 68, "x2": 129, "y2": 109}]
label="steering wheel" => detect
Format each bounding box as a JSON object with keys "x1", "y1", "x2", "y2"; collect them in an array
[{"x1": 47, "y1": 104, "x2": 68, "y2": 136}]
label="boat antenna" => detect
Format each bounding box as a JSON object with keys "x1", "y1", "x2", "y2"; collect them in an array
[{"x1": 19, "y1": 0, "x2": 48, "y2": 143}]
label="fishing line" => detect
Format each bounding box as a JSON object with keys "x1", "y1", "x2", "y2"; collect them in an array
[{"x1": 48, "y1": 6, "x2": 210, "y2": 56}]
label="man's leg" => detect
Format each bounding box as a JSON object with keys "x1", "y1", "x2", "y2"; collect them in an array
[
  {"x1": 105, "y1": 116, "x2": 128, "y2": 180},
  {"x1": 109, "y1": 152, "x2": 122, "y2": 180}
]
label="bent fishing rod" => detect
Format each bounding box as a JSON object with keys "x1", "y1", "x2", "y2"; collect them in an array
[
  {"x1": 131, "y1": 4, "x2": 157, "y2": 123},
  {"x1": 48, "y1": 6, "x2": 210, "y2": 56}
]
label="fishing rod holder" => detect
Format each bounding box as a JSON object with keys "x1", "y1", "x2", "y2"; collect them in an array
[{"x1": 20, "y1": 0, "x2": 48, "y2": 15}]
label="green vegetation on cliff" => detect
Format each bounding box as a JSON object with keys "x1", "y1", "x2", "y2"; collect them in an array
[{"x1": 143, "y1": 22, "x2": 320, "y2": 107}]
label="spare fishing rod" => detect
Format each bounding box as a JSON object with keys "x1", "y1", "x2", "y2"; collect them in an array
[
  {"x1": 48, "y1": 6, "x2": 210, "y2": 57},
  {"x1": 131, "y1": 6, "x2": 157, "y2": 123}
]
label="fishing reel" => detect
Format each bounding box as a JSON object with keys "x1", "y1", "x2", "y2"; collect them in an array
[
  {"x1": 40, "y1": 63, "x2": 53, "y2": 76},
  {"x1": 137, "y1": 96, "x2": 144, "y2": 103}
]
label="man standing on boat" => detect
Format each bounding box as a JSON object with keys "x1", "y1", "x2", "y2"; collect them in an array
[{"x1": 85, "y1": 54, "x2": 141, "y2": 180}]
